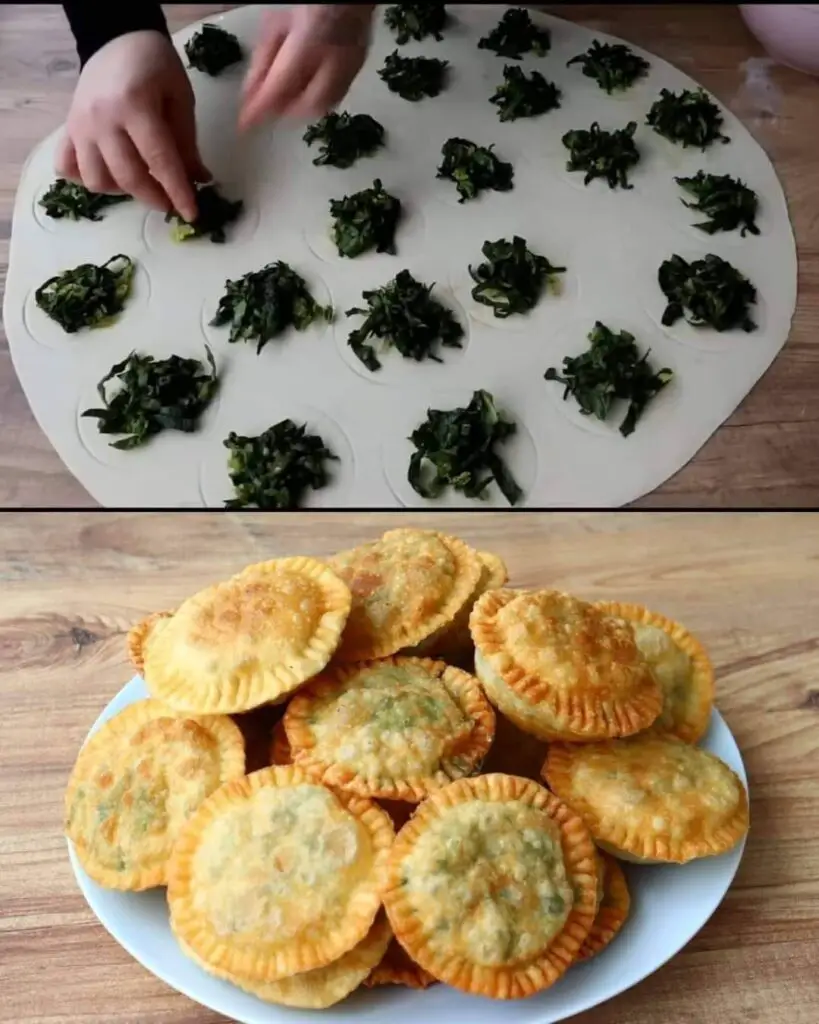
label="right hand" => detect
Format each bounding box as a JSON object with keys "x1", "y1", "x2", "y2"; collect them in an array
[{"x1": 56, "y1": 30, "x2": 210, "y2": 222}]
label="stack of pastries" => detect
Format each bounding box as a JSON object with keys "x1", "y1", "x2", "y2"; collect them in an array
[{"x1": 65, "y1": 527, "x2": 749, "y2": 1009}]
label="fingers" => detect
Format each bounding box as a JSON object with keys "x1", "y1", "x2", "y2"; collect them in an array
[
  {"x1": 128, "y1": 111, "x2": 198, "y2": 220},
  {"x1": 241, "y1": 14, "x2": 287, "y2": 113},
  {"x1": 241, "y1": 30, "x2": 316, "y2": 129},
  {"x1": 98, "y1": 129, "x2": 170, "y2": 211},
  {"x1": 76, "y1": 141, "x2": 120, "y2": 194},
  {"x1": 166, "y1": 88, "x2": 212, "y2": 185},
  {"x1": 286, "y1": 59, "x2": 353, "y2": 119},
  {"x1": 55, "y1": 134, "x2": 82, "y2": 182}
]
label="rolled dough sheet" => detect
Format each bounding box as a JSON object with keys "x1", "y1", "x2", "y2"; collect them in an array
[{"x1": 3, "y1": 4, "x2": 797, "y2": 508}]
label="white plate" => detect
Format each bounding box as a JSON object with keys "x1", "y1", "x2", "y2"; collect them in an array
[
  {"x1": 5, "y1": 4, "x2": 797, "y2": 508},
  {"x1": 68, "y1": 675, "x2": 748, "y2": 1024}
]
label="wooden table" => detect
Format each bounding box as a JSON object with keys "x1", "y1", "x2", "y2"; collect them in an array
[
  {"x1": 0, "y1": 510, "x2": 816, "y2": 1023},
  {"x1": 1, "y1": 5, "x2": 818, "y2": 507}
]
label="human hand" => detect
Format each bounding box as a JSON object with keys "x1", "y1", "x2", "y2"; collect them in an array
[
  {"x1": 239, "y1": 4, "x2": 375, "y2": 128},
  {"x1": 56, "y1": 30, "x2": 210, "y2": 221}
]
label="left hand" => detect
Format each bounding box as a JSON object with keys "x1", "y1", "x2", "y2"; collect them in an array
[{"x1": 239, "y1": 4, "x2": 375, "y2": 128}]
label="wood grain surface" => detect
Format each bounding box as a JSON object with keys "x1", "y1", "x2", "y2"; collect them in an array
[
  {"x1": 1, "y1": 5, "x2": 819, "y2": 508},
  {"x1": 0, "y1": 510, "x2": 817, "y2": 1023}
]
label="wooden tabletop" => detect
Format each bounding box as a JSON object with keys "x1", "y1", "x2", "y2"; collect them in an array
[
  {"x1": 1, "y1": 5, "x2": 819, "y2": 508},
  {"x1": 0, "y1": 510, "x2": 816, "y2": 1023}
]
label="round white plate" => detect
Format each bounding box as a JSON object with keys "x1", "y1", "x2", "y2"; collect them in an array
[
  {"x1": 5, "y1": 4, "x2": 797, "y2": 508},
  {"x1": 68, "y1": 675, "x2": 748, "y2": 1024}
]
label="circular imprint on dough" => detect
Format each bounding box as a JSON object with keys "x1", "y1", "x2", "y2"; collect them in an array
[
  {"x1": 640, "y1": 251, "x2": 770, "y2": 354},
  {"x1": 381, "y1": 390, "x2": 539, "y2": 509},
  {"x1": 141, "y1": 197, "x2": 261, "y2": 254},
  {"x1": 452, "y1": 259, "x2": 579, "y2": 336},
  {"x1": 198, "y1": 403, "x2": 356, "y2": 509},
  {"x1": 541, "y1": 315, "x2": 682, "y2": 439},
  {"x1": 199, "y1": 269, "x2": 334, "y2": 350},
  {"x1": 22, "y1": 261, "x2": 151, "y2": 353},
  {"x1": 75, "y1": 363, "x2": 224, "y2": 469},
  {"x1": 332, "y1": 285, "x2": 470, "y2": 387},
  {"x1": 301, "y1": 189, "x2": 427, "y2": 267}
]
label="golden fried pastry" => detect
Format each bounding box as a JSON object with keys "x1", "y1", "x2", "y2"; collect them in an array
[
  {"x1": 168, "y1": 765, "x2": 395, "y2": 984},
  {"x1": 481, "y1": 712, "x2": 548, "y2": 783},
  {"x1": 178, "y1": 912, "x2": 392, "y2": 1009},
  {"x1": 543, "y1": 735, "x2": 749, "y2": 864},
  {"x1": 329, "y1": 530, "x2": 481, "y2": 663},
  {"x1": 65, "y1": 699, "x2": 245, "y2": 891},
  {"x1": 364, "y1": 932, "x2": 438, "y2": 990},
  {"x1": 269, "y1": 719, "x2": 292, "y2": 765},
  {"x1": 284, "y1": 656, "x2": 495, "y2": 802},
  {"x1": 418, "y1": 549, "x2": 509, "y2": 666},
  {"x1": 127, "y1": 610, "x2": 173, "y2": 674},
  {"x1": 142, "y1": 557, "x2": 351, "y2": 714},
  {"x1": 383, "y1": 773, "x2": 598, "y2": 1000},
  {"x1": 576, "y1": 852, "x2": 630, "y2": 961},
  {"x1": 471, "y1": 589, "x2": 663, "y2": 741},
  {"x1": 594, "y1": 601, "x2": 714, "y2": 744}
]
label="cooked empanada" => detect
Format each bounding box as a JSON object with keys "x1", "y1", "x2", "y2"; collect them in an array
[
  {"x1": 167, "y1": 765, "x2": 394, "y2": 984},
  {"x1": 383, "y1": 773, "x2": 598, "y2": 1000},
  {"x1": 127, "y1": 610, "x2": 173, "y2": 673},
  {"x1": 65, "y1": 699, "x2": 245, "y2": 891},
  {"x1": 284, "y1": 656, "x2": 495, "y2": 802},
  {"x1": 471, "y1": 589, "x2": 663, "y2": 741},
  {"x1": 594, "y1": 601, "x2": 714, "y2": 744},
  {"x1": 543, "y1": 735, "x2": 749, "y2": 864},
  {"x1": 575, "y1": 852, "x2": 630, "y2": 961},
  {"x1": 329, "y1": 529, "x2": 481, "y2": 663},
  {"x1": 142, "y1": 556, "x2": 351, "y2": 714},
  {"x1": 364, "y1": 931, "x2": 438, "y2": 990},
  {"x1": 178, "y1": 912, "x2": 392, "y2": 1008}
]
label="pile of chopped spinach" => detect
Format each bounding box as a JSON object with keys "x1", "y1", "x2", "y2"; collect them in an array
[
  {"x1": 330, "y1": 179, "x2": 402, "y2": 259},
  {"x1": 39, "y1": 179, "x2": 131, "y2": 222},
  {"x1": 469, "y1": 236, "x2": 565, "y2": 318},
  {"x1": 211, "y1": 262, "x2": 333, "y2": 353},
  {"x1": 562, "y1": 121, "x2": 641, "y2": 190},
  {"x1": 408, "y1": 389, "x2": 522, "y2": 505},
  {"x1": 675, "y1": 171, "x2": 760, "y2": 236},
  {"x1": 658, "y1": 254, "x2": 757, "y2": 332},
  {"x1": 437, "y1": 137, "x2": 514, "y2": 203},
  {"x1": 384, "y1": 2, "x2": 449, "y2": 44},
  {"x1": 184, "y1": 23, "x2": 243, "y2": 76},
  {"x1": 489, "y1": 66, "x2": 561, "y2": 122},
  {"x1": 478, "y1": 8, "x2": 550, "y2": 59},
  {"x1": 35, "y1": 254, "x2": 135, "y2": 334},
  {"x1": 224, "y1": 419, "x2": 337, "y2": 510},
  {"x1": 81, "y1": 347, "x2": 220, "y2": 450},
  {"x1": 544, "y1": 322, "x2": 673, "y2": 437},
  {"x1": 303, "y1": 111, "x2": 385, "y2": 168},
  {"x1": 345, "y1": 269, "x2": 464, "y2": 371},
  {"x1": 166, "y1": 184, "x2": 243, "y2": 244},
  {"x1": 646, "y1": 88, "x2": 730, "y2": 149},
  {"x1": 378, "y1": 50, "x2": 449, "y2": 101},
  {"x1": 567, "y1": 40, "x2": 650, "y2": 93}
]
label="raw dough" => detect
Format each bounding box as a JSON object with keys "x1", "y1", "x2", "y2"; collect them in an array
[{"x1": 3, "y1": 5, "x2": 797, "y2": 508}]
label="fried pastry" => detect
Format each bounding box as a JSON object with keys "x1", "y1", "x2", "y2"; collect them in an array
[
  {"x1": 269, "y1": 718, "x2": 292, "y2": 765},
  {"x1": 471, "y1": 589, "x2": 663, "y2": 741},
  {"x1": 127, "y1": 609, "x2": 173, "y2": 673},
  {"x1": 329, "y1": 529, "x2": 481, "y2": 663},
  {"x1": 418, "y1": 549, "x2": 509, "y2": 666},
  {"x1": 543, "y1": 735, "x2": 749, "y2": 864},
  {"x1": 178, "y1": 912, "x2": 392, "y2": 1008},
  {"x1": 65, "y1": 698, "x2": 245, "y2": 890},
  {"x1": 576, "y1": 852, "x2": 630, "y2": 961},
  {"x1": 364, "y1": 931, "x2": 438, "y2": 990},
  {"x1": 594, "y1": 601, "x2": 714, "y2": 744},
  {"x1": 383, "y1": 773, "x2": 598, "y2": 1000},
  {"x1": 142, "y1": 557, "x2": 351, "y2": 714},
  {"x1": 167, "y1": 765, "x2": 395, "y2": 984},
  {"x1": 285, "y1": 656, "x2": 495, "y2": 802}
]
